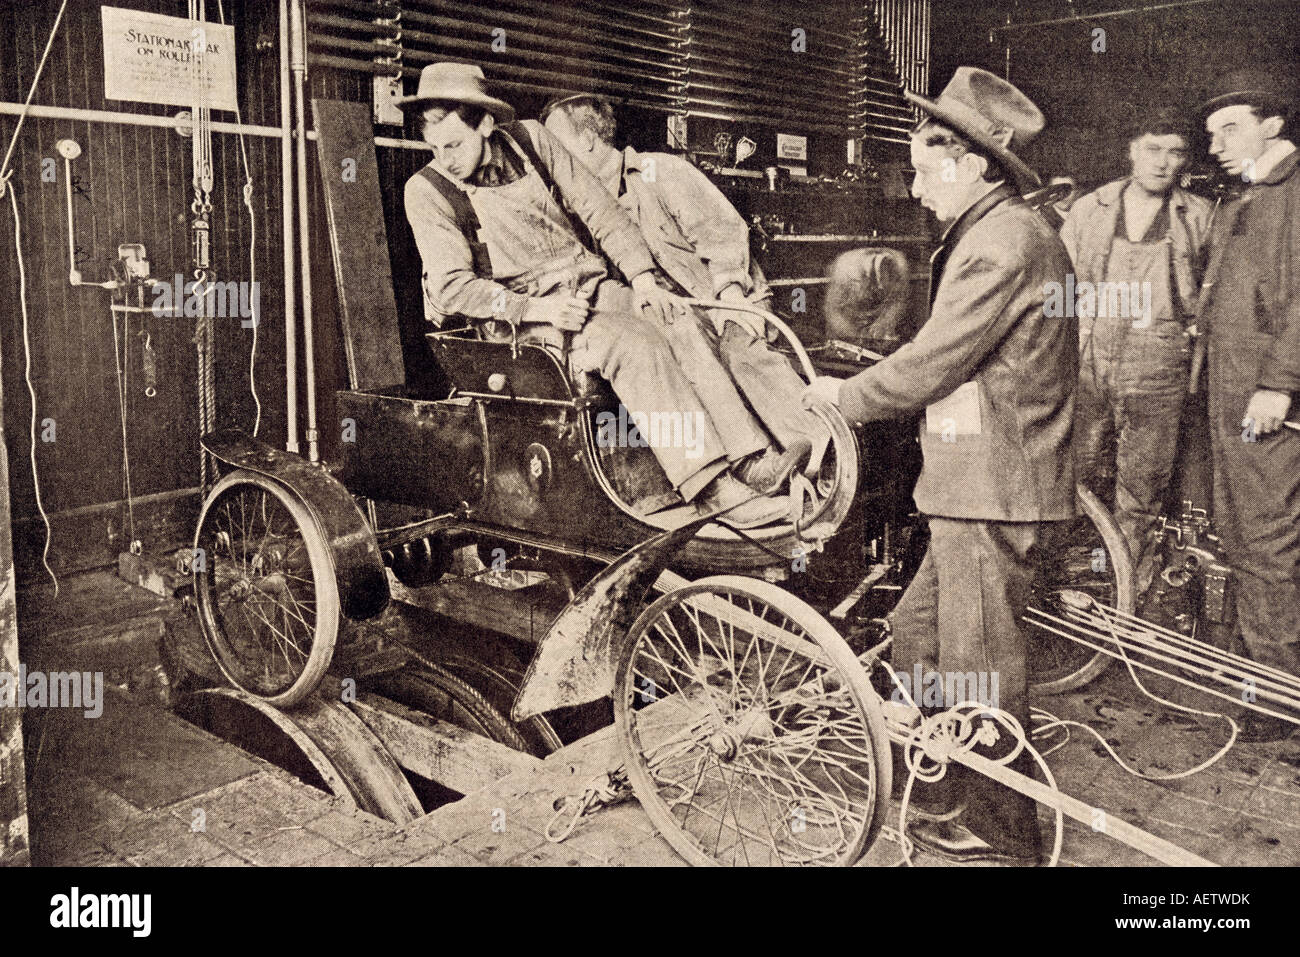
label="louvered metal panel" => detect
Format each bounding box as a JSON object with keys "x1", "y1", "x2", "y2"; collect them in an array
[{"x1": 304, "y1": 0, "x2": 930, "y2": 141}]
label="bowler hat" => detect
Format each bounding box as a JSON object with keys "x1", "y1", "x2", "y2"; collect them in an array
[
  {"x1": 398, "y1": 63, "x2": 515, "y2": 123},
  {"x1": 906, "y1": 67, "x2": 1044, "y2": 190},
  {"x1": 1200, "y1": 65, "x2": 1297, "y2": 119}
]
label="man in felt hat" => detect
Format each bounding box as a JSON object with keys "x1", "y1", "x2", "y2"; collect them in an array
[
  {"x1": 1060, "y1": 108, "x2": 1214, "y2": 594},
  {"x1": 400, "y1": 64, "x2": 807, "y2": 528},
  {"x1": 539, "y1": 92, "x2": 830, "y2": 475},
  {"x1": 1196, "y1": 65, "x2": 1300, "y2": 738},
  {"x1": 803, "y1": 67, "x2": 1078, "y2": 864}
]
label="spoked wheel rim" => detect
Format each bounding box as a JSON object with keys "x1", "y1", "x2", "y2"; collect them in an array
[
  {"x1": 194, "y1": 470, "x2": 340, "y2": 707},
  {"x1": 616, "y1": 575, "x2": 890, "y2": 866},
  {"x1": 1027, "y1": 485, "x2": 1135, "y2": 694}
]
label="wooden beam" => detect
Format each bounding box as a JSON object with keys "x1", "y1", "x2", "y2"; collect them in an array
[
  {"x1": 351, "y1": 693, "x2": 541, "y2": 795},
  {"x1": 388, "y1": 576, "x2": 567, "y2": 646},
  {"x1": 0, "y1": 353, "x2": 29, "y2": 865},
  {"x1": 11, "y1": 488, "x2": 199, "y2": 585}
]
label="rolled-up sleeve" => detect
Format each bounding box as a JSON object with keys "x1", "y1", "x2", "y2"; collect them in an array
[
  {"x1": 403, "y1": 173, "x2": 530, "y2": 327},
  {"x1": 524, "y1": 121, "x2": 657, "y2": 282}
]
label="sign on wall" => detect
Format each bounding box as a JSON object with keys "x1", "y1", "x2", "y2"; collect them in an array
[{"x1": 100, "y1": 6, "x2": 237, "y2": 111}]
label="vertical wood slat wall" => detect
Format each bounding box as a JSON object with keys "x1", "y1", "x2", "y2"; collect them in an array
[
  {"x1": 0, "y1": 0, "x2": 932, "y2": 582},
  {"x1": 0, "y1": 0, "x2": 286, "y2": 580}
]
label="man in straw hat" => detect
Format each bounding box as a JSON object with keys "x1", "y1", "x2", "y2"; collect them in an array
[
  {"x1": 804, "y1": 67, "x2": 1078, "y2": 864},
  {"x1": 400, "y1": 64, "x2": 807, "y2": 528},
  {"x1": 1194, "y1": 65, "x2": 1300, "y2": 740}
]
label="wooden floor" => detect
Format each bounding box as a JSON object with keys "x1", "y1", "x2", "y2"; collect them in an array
[{"x1": 17, "y1": 570, "x2": 1300, "y2": 867}]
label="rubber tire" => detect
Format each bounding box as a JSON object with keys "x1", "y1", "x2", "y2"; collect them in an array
[
  {"x1": 194, "y1": 470, "x2": 340, "y2": 708},
  {"x1": 1028, "y1": 484, "x2": 1135, "y2": 695},
  {"x1": 615, "y1": 574, "x2": 892, "y2": 866}
]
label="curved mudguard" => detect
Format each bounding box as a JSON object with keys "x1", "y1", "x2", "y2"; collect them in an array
[
  {"x1": 201, "y1": 429, "x2": 389, "y2": 621},
  {"x1": 511, "y1": 512, "x2": 711, "y2": 721}
]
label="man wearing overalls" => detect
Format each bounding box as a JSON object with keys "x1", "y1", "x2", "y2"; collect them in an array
[
  {"x1": 400, "y1": 64, "x2": 800, "y2": 528},
  {"x1": 1059, "y1": 110, "x2": 1214, "y2": 591}
]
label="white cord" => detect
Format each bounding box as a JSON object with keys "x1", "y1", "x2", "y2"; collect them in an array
[
  {"x1": 1028, "y1": 597, "x2": 1239, "y2": 781},
  {"x1": 6, "y1": 186, "x2": 58, "y2": 593},
  {"x1": 0, "y1": 1, "x2": 71, "y2": 595}
]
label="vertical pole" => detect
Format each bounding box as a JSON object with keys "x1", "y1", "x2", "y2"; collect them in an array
[
  {"x1": 290, "y1": 0, "x2": 318, "y2": 464},
  {"x1": 279, "y1": 0, "x2": 299, "y2": 454},
  {"x1": 0, "y1": 375, "x2": 29, "y2": 866}
]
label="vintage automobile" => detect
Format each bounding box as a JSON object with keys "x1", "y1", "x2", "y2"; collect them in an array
[
  {"x1": 187, "y1": 115, "x2": 1132, "y2": 862},
  {"x1": 192, "y1": 292, "x2": 1130, "y2": 695}
]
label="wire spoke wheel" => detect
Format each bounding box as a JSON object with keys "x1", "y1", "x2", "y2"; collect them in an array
[
  {"x1": 616, "y1": 576, "x2": 889, "y2": 866},
  {"x1": 194, "y1": 470, "x2": 339, "y2": 707},
  {"x1": 1028, "y1": 485, "x2": 1135, "y2": 693}
]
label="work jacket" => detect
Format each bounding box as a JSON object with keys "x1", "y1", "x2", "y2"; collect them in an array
[
  {"x1": 837, "y1": 186, "x2": 1078, "y2": 521},
  {"x1": 1059, "y1": 179, "x2": 1213, "y2": 323},
  {"x1": 617, "y1": 147, "x2": 770, "y2": 304},
  {"x1": 1198, "y1": 145, "x2": 1300, "y2": 395},
  {"x1": 403, "y1": 120, "x2": 656, "y2": 328}
]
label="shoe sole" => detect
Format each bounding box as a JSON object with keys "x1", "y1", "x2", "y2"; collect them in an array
[{"x1": 908, "y1": 832, "x2": 1039, "y2": 866}]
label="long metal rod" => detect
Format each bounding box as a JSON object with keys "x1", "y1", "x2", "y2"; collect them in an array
[
  {"x1": 1047, "y1": 607, "x2": 1300, "y2": 700},
  {"x1": 280, "y1": 0, "x2": 299, "y2": 455},
  {"x1": 991, "y1": 0, "x2": 1221, "y2": 33},
  {"x1": 1026, "y1": 610, "x2": 1300, "y2": 724},
  {"x1": 291, "y1": 0, "x2": 318, "y2": 464},
  {"x1": 0, "y1": 101, "x2": 429, "y2": 150}
]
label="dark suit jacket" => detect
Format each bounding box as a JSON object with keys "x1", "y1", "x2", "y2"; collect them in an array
[
  {"x1": 1198, "y1": 145, "x2": 1300, "y2": 396},
  {"x1": 837, "y1": 186, "x2": 1078, "y2": 521}
]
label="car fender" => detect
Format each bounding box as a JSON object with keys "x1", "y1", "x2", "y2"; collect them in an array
[{"x1": 200, "y1": 429, "x2": 389, "y2": 621}]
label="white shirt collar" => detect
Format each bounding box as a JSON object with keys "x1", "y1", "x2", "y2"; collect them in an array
[{"x1": 1246, "y1": 140, "x2": 1297, "y2": 184}]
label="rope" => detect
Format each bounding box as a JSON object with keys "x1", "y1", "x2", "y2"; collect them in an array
[
  {"x1": 190, "y1": 0, "x2": 219, "y2": 493},
  {"x1": 1027, "y1": 595, "x2": 1239, "y2": 782},
  {"x1": 884, "y1": 671, "x2": 1067, "y2": 868}
]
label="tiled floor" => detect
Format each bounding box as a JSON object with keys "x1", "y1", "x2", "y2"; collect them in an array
[{"x1": 17, "y1": 571, "x2": 1300, "y2": 866}]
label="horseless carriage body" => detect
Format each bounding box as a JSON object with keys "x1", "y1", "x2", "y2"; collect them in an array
[
  {"x1": 192, "y1": 283, "x2": 1144, "y2": 865},
  {"x1": 186, "y1": 99, "x2": 1147, "y2": 864}
]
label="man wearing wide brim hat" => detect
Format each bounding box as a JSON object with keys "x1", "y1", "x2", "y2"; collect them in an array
[
  {"x1": 804, "y1": 67, "x2": 1076, "y2": 865},
  {"x1": 1194, "y1": 64, "x2": 1300, "y2": 740},
  {"x1": 398, "y1": 63, "x2": 802, "y2": 528},
  {"x1": 397, "y1": 61, "x2": 517, "y2": 122}
]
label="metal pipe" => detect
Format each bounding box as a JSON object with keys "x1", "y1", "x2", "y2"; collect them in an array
[
  {"x1": 991, "y1": 0, "x2": 1221, "y2": 34},
  {"x1": 291, "y1": 0, "x2": 318, "y2": 464},
  {"x1": 0, "y1": 100, "x2": 283, "y2": 138},
  {"x1": 0, "y1": 100, "x2": 430, "y2": 151},
  {"x1": 280, "y1": 0, "x2": 299, "y2": 455}
]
